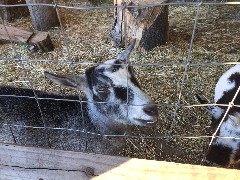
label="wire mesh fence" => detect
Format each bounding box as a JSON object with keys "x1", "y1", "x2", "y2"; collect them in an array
[{"x1": 0, "y1": 0, "x2": 240, "y2": 167}]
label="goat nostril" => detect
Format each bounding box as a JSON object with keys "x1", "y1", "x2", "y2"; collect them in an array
[{"x1": 143, "y1": 105, "x2": 158, "y2": 116}]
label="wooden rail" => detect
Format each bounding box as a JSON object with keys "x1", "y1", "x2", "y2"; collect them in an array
[{"x1": 0, "y1": 142, "x2": 239, "y2": 180}]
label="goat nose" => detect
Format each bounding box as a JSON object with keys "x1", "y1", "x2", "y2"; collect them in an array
[{"x1": 143, "y1": 105, "x2": 158, "y2": 117}]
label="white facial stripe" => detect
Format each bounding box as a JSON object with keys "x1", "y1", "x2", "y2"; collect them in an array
[
  {"x1": 98, "y1": 59, "x2": 118, "y2": 68},
  {"x1": 104, "y1": 68, "x2": 131, "y2": 86},
  {"x1": 103, "y1": 65, "x2": 152, "y2": 105}
]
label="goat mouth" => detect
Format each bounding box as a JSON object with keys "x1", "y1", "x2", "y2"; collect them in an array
[{"x1": 134, "y1": 118, "x2": 157, "y2": 127}]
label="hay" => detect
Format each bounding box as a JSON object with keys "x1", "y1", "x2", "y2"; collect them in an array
[{"x1": 0, "y1": 2, "x2": 240, "y2": 165}]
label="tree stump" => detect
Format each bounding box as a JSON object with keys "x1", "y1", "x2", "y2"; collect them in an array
[
  {"x1": 26, "y1": 0, "x2": 60, "y2": 31},
  {"x1": 109, "y1": 0, "x2": 169, "y2": 50},
  {"x1": 29, "y1": 32, "x2": 54, "y2": 52},
  {"x1": 0, "y1": 0, "x2": 29, "y2": 22}
]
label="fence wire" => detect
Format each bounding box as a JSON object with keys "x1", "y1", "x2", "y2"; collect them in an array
[{"x1": 0, "y1": 0, "x2": 240, "y2": 165}]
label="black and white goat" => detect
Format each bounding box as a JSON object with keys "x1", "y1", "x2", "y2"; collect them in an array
[
  {"x1": 0, "y1": 40, "x2": 158, "y2": 153},
  {"x1": 197, "y1": 65, "x2": 240, "y2": 168}
]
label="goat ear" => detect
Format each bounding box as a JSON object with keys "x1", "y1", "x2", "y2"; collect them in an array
[
  {"x1": 117, "y1": 39, "x2": 136, "y2": 61},
  {"x1": 207, "y1": 106, "x2": 224, "y2": 120},
  {"x1": 196, "y1": 94, "x2": 224, "y2": 119},
  {"x1": 44, "y1": 71, "x2": 87, "y2": 90},
  {"x1": 196, "y1": 94, "x2": 209, "y2": 104}
]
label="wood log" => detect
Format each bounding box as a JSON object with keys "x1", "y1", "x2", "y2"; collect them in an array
[
  {"x1": 26, "y1": 0, "x2": 60, "y2": 31},
  {"x1": 109, "y1": 0, "x2": 169, "y2": 50},
  {"x1": 0, "y1": 0, "x2": 29, "y2": 22},
  {"x1": 0, "y1": 24, "x2": 33, "y2": 42},
  {"x1": 0, "y1": 142, "x2": 239, "y2": 179},
  {"x1": 0, "y1": 24, "x2": 54, "y2": 52}
]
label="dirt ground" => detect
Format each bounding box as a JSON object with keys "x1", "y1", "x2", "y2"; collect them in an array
[{"x1": 0, "y1": 1, "x2": 240, "y2": 165}]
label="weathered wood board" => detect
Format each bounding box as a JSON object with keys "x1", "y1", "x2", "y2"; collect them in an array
[
  {"x1": 0, "y1": 24, "x2": 33, "y2": 42},
  {"x1": 0, "y1": 142, "x2": 239, "y2": 179}
]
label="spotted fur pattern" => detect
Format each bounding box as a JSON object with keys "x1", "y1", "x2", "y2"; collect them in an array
[{"x1": 198, "y1": 65, "x2": 240, "y2": 168}]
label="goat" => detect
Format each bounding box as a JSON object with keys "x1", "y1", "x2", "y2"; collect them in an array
[
  {"x1": 0, "y1": 40, "x2": 158, "y2": 154},
  {"x1": 197, "y1": 65, "x2": 240, "y2": 169}
]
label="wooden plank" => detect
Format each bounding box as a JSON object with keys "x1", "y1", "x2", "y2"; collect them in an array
[
  {"x1": 0, "y1": 24, "x2": 33, "y2": 42},
  {"x1": 0, "y1": 142, "x2": 239, "y2": 180},
  {"x1": 0, "y1": 165, "x2": 88, "y2": 180}
]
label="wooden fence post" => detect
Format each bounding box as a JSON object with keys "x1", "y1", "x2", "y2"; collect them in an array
[{"x1": 109, "y1": 0, "x2": 169, "y2": 50}]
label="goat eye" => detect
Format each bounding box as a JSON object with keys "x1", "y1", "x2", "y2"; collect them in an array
[
  {"x1": 111, "y1": 60, "x2": 123, "y2": 72},
  {"x1": 112, "y1": 68, "x2": 117, "y2": 72}
]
